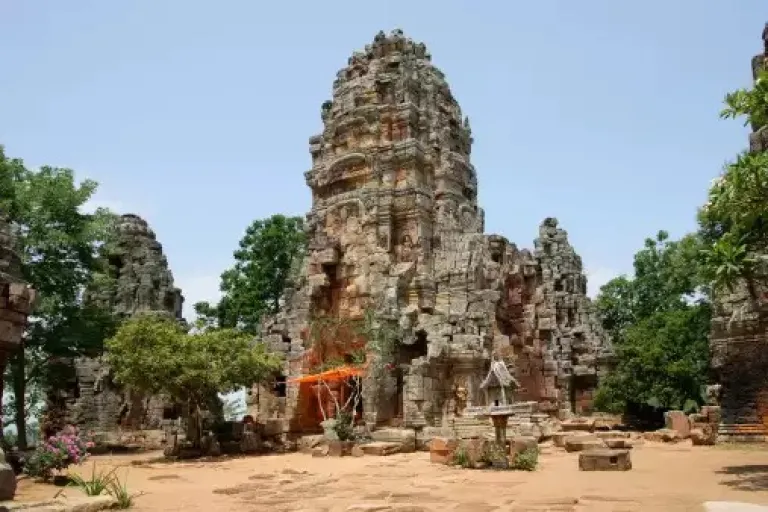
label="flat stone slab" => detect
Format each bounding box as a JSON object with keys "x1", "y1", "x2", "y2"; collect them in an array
[
  {"x1": 360, "y1": 441, "x2": 400, "y2": 456},
  {"x1": 704, "y1": 502, "x2": 768, "y2": 512},
  {"x1": 564, "y1": 435, "x2": 606, "y2": 452},
  {"x1": 579, "y1": 449, "x2": 632, "y2": 471},
  {"x1": 0, "y1": 494, "x2": 118, "y2": 511},
  {"x1": 603, "y1": 438, "x2": 633, "y2": 449}
]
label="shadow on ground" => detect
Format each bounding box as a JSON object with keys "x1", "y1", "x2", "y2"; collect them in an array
[{"x1": 717, "y1": 465, "x2": 768, "y2": 491}]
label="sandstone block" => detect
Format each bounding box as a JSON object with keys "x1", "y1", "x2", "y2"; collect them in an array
[
  {"x1": 691, "y1": 427, "x2": 717, "y2": 446},
  {"x1": 564, "y1": 435, "x2": 605, "y2": 452},
  {"x1": 595, "y1": 430, "x2": 630, "y2": 439},
  {"x1": 360, "y1": 442, "x2": 400, "y2": 456},
  {"x1": 578, "y1": 449, "x2": 632, "y2": 471},
  {"x1": 429, "y1": 436, "x2": 458, "y2": 465},
  {"x1": 370, "y1": 428, "x2": 416, "y2": 453},
  {"x1": 664, "y1": 410, "x2": 691, "y2": 438},
  {"x1": 561, "y1": 418, "x2": 595, "y2": 432},
  {"x1": 604, "y1": 438, "x2": 633, "y2": 449},
  {"x1": 644, "y1": 428, "x2": 682, "y2": 443},
  {"x1": 351, "y1": 445, "x2": 365, "y2": 457}
]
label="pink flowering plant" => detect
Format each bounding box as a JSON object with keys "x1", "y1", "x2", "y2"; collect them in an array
[{"x1": 24, "y1": 425, "x2": 95, "y2": 481}]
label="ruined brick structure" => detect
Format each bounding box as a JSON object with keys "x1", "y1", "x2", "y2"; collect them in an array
[
  {"x1": 710, "y1": 27, "x2": 768, "y2": 443},
  {"x1": 45, "y1": 214, "x2": 185, "y2": 440},
  {"x1": 256, "y1": 30, "x2": 614, "y2": 436}
]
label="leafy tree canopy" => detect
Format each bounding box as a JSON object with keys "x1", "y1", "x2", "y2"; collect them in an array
[
  {"x1": 594, "y1": 231, "x2": 710, "y2": 413},
  {"x1": 194, "y1": 214, "x2": 305, "y2": 333},
  {"x1": 698, "y1": 69, "x2": 768, "y2": 291},
  {"x1": 105, "y1": 314, "x2": 281, "y2": 413},
  {"x1": 0, "y1": 146, "x2": 118, "y2": 447}
]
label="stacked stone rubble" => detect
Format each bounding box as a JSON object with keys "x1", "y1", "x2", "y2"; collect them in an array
[
  {"x1": 46, "y1": 214, "x2": 185, "y2": 440},
  {"x1": 255, "y1": 30, "x2": 614, "y2": 435},
  {"x1": 709, "y1": 26, "x2": 768, "y2": 443}
]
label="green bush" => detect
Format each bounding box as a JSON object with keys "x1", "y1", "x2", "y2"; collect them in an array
[
  {"x1": 511, "y1": 446, "x2": 538, "y2": 471},
  {"x1": 452, "y1": 446, "x2": 471, "y2": 468}
]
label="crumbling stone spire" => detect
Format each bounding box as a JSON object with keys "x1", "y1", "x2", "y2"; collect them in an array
[{"x1": 710, "y1": 25, "x2": 768, "y2": 444}]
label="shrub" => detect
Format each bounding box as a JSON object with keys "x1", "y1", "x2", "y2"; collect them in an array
[
  {"x1": 69, "y1": 461, "x2": 117, "y2": 496},
  {"x1": 24, "y1": 425, "x2": 93, "y2": 481},
  {"x1": 108, "y1": 472, "x2": 139, "y2": 509},
  {"x1": 511, "y1": 446, "x2": 538, "y2": 471},
  {"x1": 452, "y1": 446, "x2": 471, "y2": 468}
]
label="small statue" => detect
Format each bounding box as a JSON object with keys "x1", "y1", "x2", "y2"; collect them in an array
[{"x1": 453, "y1": 383, "x2": 468, "y2": 416}]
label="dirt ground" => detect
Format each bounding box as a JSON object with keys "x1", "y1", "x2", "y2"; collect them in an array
[{"x1": 13, "y1": 441, "x2": 768, "y2": 511}]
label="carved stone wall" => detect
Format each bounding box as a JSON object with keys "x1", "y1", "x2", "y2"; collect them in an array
[
  {"x1": 47, "y1": 214, "x2": 185, "y2": 439},
  {"x1": 709, "y1": 27, "x2": 768, "y2": 443},
  {"x1": 256, "y1": 30, "x2": 613, "y2": 434}
]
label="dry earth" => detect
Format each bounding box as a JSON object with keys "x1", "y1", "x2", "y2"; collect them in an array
[{"x1": 12, "y1": 442, "x2": 768, "y2": 511}]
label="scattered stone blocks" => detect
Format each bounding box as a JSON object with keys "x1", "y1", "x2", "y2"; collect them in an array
[{"x1": 578, "y1": 449, "x2": 632, "y2": 471}]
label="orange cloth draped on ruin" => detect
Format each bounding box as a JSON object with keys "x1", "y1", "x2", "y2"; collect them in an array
[{"x1": 288, "y1": 365, "x2": 365, "y2": 384}]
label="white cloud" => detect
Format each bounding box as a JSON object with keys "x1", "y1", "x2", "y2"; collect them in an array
[
  {"x1": 585, "y1": 267, "x2": 619, "y2": 298},
  {"x1": 176, "y1": 274, "x2": 223, "y2": 321}
]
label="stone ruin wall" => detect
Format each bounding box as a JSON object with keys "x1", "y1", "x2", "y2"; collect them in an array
[
  {"x1": 45, "y1": 214, "x2": 185, "y2": 441},
  {"x1": 709, "y1": 26, "x2": 768, "y2": 443},
  {"x1": 255, "y1": 30, "x2": 614, "y2": 437}
]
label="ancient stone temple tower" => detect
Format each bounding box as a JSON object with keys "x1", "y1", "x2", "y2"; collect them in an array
[
  {"x1": 710, "y1": 26, "x2": 768, "y2": 443},
  {"x1": 258, "y1": 30, "x2": 613, "y2": 435},
  {"x1": 46, "y1": 214, "x2": 185, "y2": 439}
]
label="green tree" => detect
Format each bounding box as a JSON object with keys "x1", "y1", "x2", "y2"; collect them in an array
[
  {"x1": 194, "y1": 214, "x2": 305, "y2": 333},
  {"x1": 594, "y1": 231, "x2": 711, "y2": 414},
  {"x1": 0, "y1": 146, "x2": 117, "y2": 448},
  {"x1": 698, "y1": 69, "x2": 768, "y2": 293},
  {"x1": 105, "y1": 314, "x2": 280, "y2": 447}
]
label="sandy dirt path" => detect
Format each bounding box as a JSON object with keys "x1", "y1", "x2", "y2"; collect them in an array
[{"x1": 14, "y1": 442, "x2": 768, "y2": 511}]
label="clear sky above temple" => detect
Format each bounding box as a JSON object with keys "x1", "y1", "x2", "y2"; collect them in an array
[{"x1": 0, "y1": 0, "x2": 764, "y2": 319}]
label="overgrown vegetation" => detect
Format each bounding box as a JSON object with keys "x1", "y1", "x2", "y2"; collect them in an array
[
  {"x1": 24, "y1": 425, "x2": 92, "y2": 481},
  {"x1": 68, "y1": 464, "x2": 139, "y2": 508},
  {"x1": 511, "y1": 447, "x2": 539, "y2": 471},
  {"x1": 0, "y1": 147, "x2": 118, "y2": 449},
  {"x1": 193, "y1": 215, "x2": 305, "y2": 333},
  {"x1": 105, "y1": 314, "x2": 281, "y2": 447}
]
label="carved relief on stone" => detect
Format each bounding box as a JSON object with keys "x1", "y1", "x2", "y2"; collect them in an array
[{"x1": 452, "y1": 378, "x2": 469, "y2": 416}]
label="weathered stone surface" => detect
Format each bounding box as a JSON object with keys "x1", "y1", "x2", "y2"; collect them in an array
[
  {"x1": 664, "y1": 410, "x2": 691, "y2": 438},
  {"x1": 360, "y1": 441, "x2": 400, "y2": 456},
  {"x1": 429, "y1": 436, "x2": 458, "y2": 464},
  {"x1": 43, "y1": 214, "x2": 185, "y2": 442},
  {"x1": 643, "y1": 429, "x2": 682, "y2": 443},
  {"x1": 603, "y1": 438, "x2": 633, "y2": 449},
  {"x1": 255, "y1": 29, "x2": 613, "y2": 436},
  {"x1": 710, "y1": 30, "x2": 768, "y2": 444},
  {"x1": 564, "y1": 434, "x2": 605, "y2": 452},
  {"x1": 578, "y1": 449, "x2": 632, "y2": 471},
  {"x1": 370, "y1": 428, "x2": 416, "y2": 453}
]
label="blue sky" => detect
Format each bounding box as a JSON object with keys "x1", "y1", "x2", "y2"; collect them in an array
[{"x1": 1, "y1": 1, "x2": 765, "y2": 319}]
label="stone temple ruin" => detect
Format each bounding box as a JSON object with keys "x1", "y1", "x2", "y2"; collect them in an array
[
  {"x1": 44, "y1": 214, "x2": 185, "y2": 442},
  {"x1": 256, "y1": 30, "x2": 615, "y2": 439},
  {"x1": 709, "y1": 26, "x2": 768, "y2": 443}
]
